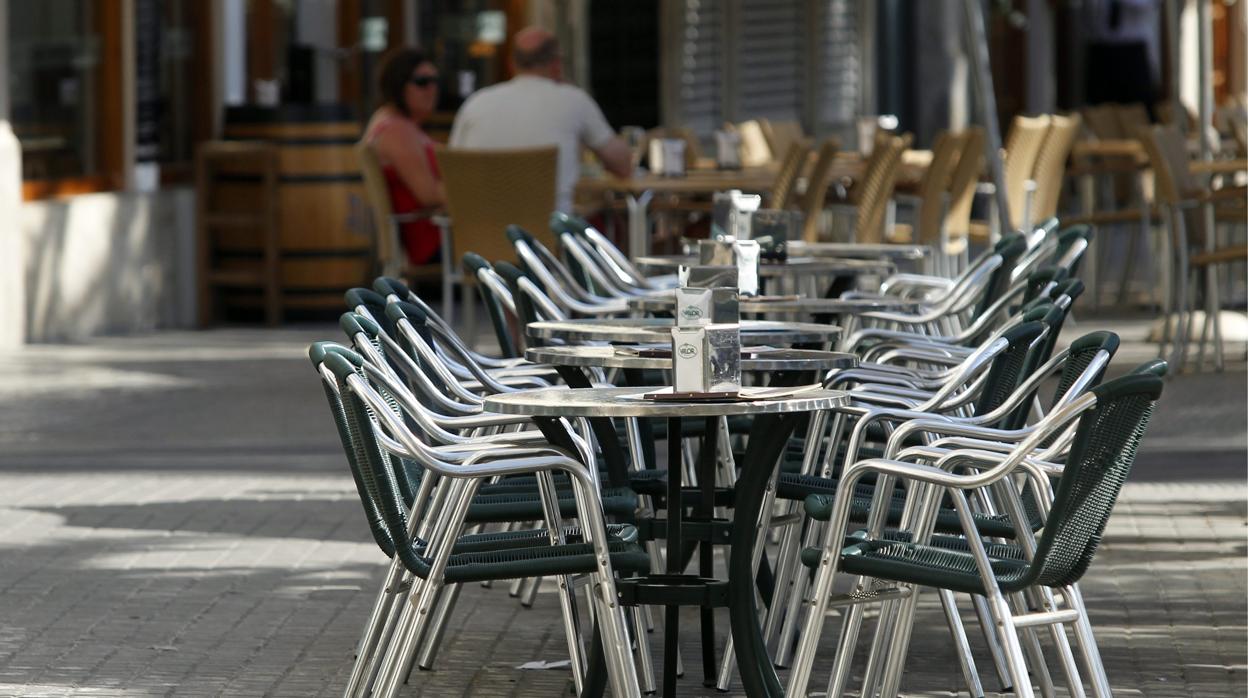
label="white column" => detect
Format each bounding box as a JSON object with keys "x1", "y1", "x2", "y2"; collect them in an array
[
  {"x1": 0, "y1": 0, "x2": 27, "y2": 347},
  {"x1": 223, "y1": 0, "x2": 248, "y2": 106}
]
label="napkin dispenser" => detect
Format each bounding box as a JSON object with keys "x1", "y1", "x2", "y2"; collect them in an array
[
  {"x1": 680, "y1": 264, "x2": 738, "y2": 290},
  {"x1": 675, "y1": 283, "x2": 740, "y2": 327},
  {"x1": 749, "y1": 209, "x2": 799, "y2": 262},
  {"x1": 710, "y1": 190, "x2": 761, "y2": 239},
  {"x1": 671, "y1": 324, "x2": 741, "y2": 394},
  {"x1": 648, "y1": 138, "x2": 687, "y2": 177},
  {"x1": 714, "y1": 130, "x2": 742, "y2": 170},
  {"x1": 690, "y1": 241, "x2": 759, "y2": 297}
]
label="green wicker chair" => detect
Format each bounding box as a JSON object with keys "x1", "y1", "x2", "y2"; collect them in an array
[
  {"x1": 312, "y1": 344, "x2": 647, "y2": 698},
  {"x1": 786, "y1": 371, "x2": 1163, "y2": 698}
]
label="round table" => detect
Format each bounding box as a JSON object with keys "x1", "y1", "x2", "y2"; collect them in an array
[
  {"x1": 526, "y1": 318, "x2": 840, "y2": 345},
  {"x1": 788, "y1": 241, "x2": 931, "y2": 260},
  {"x1": 484, "y1": 386, "x2": 850, "y2": 696},
  {"x1": 633, "y1": 254, "x2": 891, "y2": 276},
  {"x1": 625, "y1": 293, "x2": 918, "y2": 315},
  {"x1": 525, "y1": 345, "x2": 857, "y2": 373}
]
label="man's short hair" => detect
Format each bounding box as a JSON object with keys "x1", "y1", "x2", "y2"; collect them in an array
[{"x1": 514, "y1": 36, "x2": 559, "y2": 70}]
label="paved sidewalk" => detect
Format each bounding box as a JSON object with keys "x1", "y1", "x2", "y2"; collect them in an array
[{"x1": 0, "y1": 326, "x2": 1243, "y2": 696}]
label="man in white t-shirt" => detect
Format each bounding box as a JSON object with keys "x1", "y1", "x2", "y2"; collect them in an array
[{"x1": 449, "y1": 26, "x2": 632, "y2": 213}]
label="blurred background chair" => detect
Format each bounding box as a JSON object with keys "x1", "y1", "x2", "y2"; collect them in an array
[
  {"x1": 356, "y1": 142, "x2": 445, "y2": 289},
  {"x1": 760, "y1": 118, "x2": 807, "y2": 162},
  {"x1": 436, "y1": 146, "x2": 558, "y2": 343},
  {"x1": 734, "y1": 119, "x2": 774, "y2": 167},
  {"x1": 1137, "y1": 124, "x2": 1247, "y2": 373},
  {"x1": 827, "y1": 132, "x2": 912, "y2": 244}
]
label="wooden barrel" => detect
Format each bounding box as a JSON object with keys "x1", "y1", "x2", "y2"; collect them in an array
[{"x1": 215, "y1": 104, "x2": 370, "y2": 312}]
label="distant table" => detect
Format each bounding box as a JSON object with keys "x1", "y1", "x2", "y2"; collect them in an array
[
  {"x1": 788, "y1": 241, "x2": 931, "y2": 261},
  {"x1": 526, "y1": 318, "x2": 841, "y2": 345},
  {"x1": 633, "y1": 255, "x2": 891, "y2": 276},
  {"x1": 526, "y1": 345, "x2": 857, "y2": 374},
  {"x1": 625, "y1": 293, "x2": 917, "y2": 316}
]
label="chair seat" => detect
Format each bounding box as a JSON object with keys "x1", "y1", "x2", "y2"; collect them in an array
[
  {"x1": 444, "y1": 522, "x2": 638, "y2": 554},
  {"x1": 800, "y1": 536, "x2": 1030, "y2": 596},
  {"x1": 468, "y1": 486, "x2": 638, "y2": 523},
  {"x1": 442, "y1": 538, "x2": 652, "y2": 584},
  {"x1": 800, "y1": 487, "x2": 1024, "y2": 539}
]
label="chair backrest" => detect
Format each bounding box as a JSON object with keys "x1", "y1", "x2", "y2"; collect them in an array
[
  {"x1": 463, "y1": 253, "x2": 520, "y2": 358},
  {"x1": 975, "y1": 234, "x2": 1029, "y2": 319},
  {"x1": 736, "y1": 119, "x2": 774, "y2": 167},
  {"x1": 770, "y1": 140, "x2": 812, "y2": 210},
  {"x1": 944, "y1": 126, "x2": 985, "y2": 242},
  {"x1": 1030, "y1": 113, "x2": 1082, "y2": 222},
  {"x1": 853, "y1": 132, "x2": 912, "y2": 244},
  {"x1": 356, "y1": 141, "x2": 405, "y2": 276},
  {"x1": 1023, "y1": 373, "x2": 1163, "y2": 588},
  {"x1": 761, "y1": 119, "x2": 806, "y2": 161},
  {"x1": 913, "y1": 130, "x2": 966, "y2": 246},
  {"x1": 1081, "y1": 104, "x2": 1123, "y2": 140},
  {"x1": 436, "y1": 146, "x2": 558, "y2": 265},
  {"x1": 799, "y1": 138, "x2": 842, "y2": 242},
  {"x1": 311, "y1": 342, "x2": 400, "y2": 558},
  {"x1": 973, "y1": 319, "x2": 1048, "y2": 419},
  {"x1": 1135, "y1": 124, "x2": 1192, "y2": 206},
  {"x1": 1113, "y1": 103, "x2": 1151, "y2": 137},
  {"x1": 1003, "y1": 114, "x2": 1052, "y2": 229}
]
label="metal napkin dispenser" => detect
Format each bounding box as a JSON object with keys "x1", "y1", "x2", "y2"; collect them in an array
[
  {"x1": 675, "y1": 285, "x2": 740, "y2": 326},
  {"x1": 671, "y1": 323, "x2": 742, "y2": 394},
  {"x1": 750, "y1": 209, "x2": 799, "y2": 261},
  {"x1": 710, "y1": 190, "x2": 762, "y2": 239},
  {"x1": 680, "y1": 264, "x2": 738, "y2": 290},
  {"x1": 714, "y1": 130, "x2": 742, "y2": 170},
  {"x1": 648, "y1": 138, "x2": 687, "y2": 177}
]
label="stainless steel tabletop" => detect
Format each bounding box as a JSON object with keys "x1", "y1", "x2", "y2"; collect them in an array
[
  {"x1": 525, "y1": 346, "x2": 858, "y2": 372},
  {"x1": 625, "y1": 294, "x2": 918, "y2": 314},
  {"x1": 525, "y1": 318, "x2": 841, "y2": 344},
  {"x1": 633, "y1": 255, "x2": 891, "y2": 275},
  {"x1": 483, "y1": 386, "x2": 850, "y2": 418},
  {"x1": 787, "y1": 242, "x2": 930, "y2": 260}
]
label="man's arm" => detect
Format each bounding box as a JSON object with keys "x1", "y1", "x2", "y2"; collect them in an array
[
  {"x1": 593, "y1": 137, "x2": 633, "y2": 178},
  {"x1": 577, "y1": 90, "x2": 632, "y2": 178}
]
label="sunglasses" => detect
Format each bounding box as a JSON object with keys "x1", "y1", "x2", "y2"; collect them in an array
[{"x1": 408, "y1": 75, "x2": 438, "y2": 88}]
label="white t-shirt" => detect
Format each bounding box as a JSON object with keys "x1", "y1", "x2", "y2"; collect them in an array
[{"x1": 449, "y1": 75, "x2": 616, "y2": 213}]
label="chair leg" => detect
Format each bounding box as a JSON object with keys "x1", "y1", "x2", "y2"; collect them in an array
[
  {"x1": 1065, "y1": 585, "x2": 1113, "y2": 698},
  {"x1": 344, "y1": 558, "x2": 407, "y2": 698},
  {"x1": 414, "y1": 582, "x2": 463, "y2": 672},
  {"x1": 938, "y1": 589, "x2": 986, "y2": 698},
  {"x1": 972, "y1": 592, "x2": 1015, "y2": 691},
  {"x1": 981, "y1": 591, "x2": 1035, "y2": 698},
  {"x1": 824, "y1": 598, "x2": 867, "y2": 698},
  {"x1": 630, "y1": 606, "x2": 657, "y2": 694},
  {"x1": 1010, "y1": 592, "x2": 1056, "y2": 698}
]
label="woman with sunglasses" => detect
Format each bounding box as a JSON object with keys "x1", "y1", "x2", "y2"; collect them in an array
[{"x1": 364, "y1": 48, "x2": 446, "y2": 265}]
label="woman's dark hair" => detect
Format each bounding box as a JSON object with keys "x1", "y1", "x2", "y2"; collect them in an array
[{"x1": 377, "y1": 48, "x2": 434, "y2": 116}]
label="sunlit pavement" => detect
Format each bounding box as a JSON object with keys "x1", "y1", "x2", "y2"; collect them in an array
[{"x1": 0, "y1": 322, "x2": 1242, "y2": 696}]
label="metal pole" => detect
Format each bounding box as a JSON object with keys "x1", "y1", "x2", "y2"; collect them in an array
[
  {"x1": 1165, "y1": 0, "x2": 1185, "y2": 136},
  {"x1": 1196, "y1": 0, "x2": 1214, "y2": 160},
  {"x1": 963, "y1": 0, "x2": 1013, "y2": 234}
]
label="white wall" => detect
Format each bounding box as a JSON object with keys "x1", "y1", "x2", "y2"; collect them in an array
[{"x1": 21, "y1": 188, "x2": 197, "y2": 342}]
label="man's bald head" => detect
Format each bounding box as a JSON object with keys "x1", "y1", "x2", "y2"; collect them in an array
[{"x1": 513, "y1": 26, "x2": 559, "y2": 73}]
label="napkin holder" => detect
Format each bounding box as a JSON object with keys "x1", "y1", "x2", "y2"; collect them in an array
[
  {"x1": 649, "y1": 138, "x2": 687, "y2": 177},
  {"x1": 714, "y1": 130, "x2": 742, "y2": 170},
  {"x1": 671, "y1": 324, "x2": 742, "y2": 394}
]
